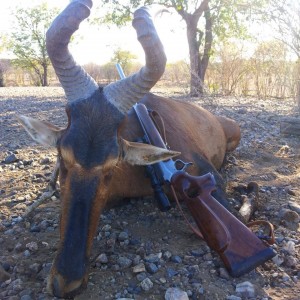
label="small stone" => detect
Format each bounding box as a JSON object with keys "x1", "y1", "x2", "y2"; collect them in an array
[
  {"x1": 171, "y1": 255, "x2": 182, "y2": 263},
  {"x1": 279, "y1": 208, "x2": 299, "y2": 231},
  {"x1": 7, "y1": 296, "x2": 18, "y2": 300},
  {"x1": 226, "y1": 296, "x2": 242, "y2": 300},
  {"x1": 20, "y1": 295, "x2": 33, "y2": 300},
  {"x1": 287, "y1": 189, "x2": 297, "y2": 196},
  {"x1": 101, "y1": 224, "x2": 111, "y2": 231},
  {"x1": 29, "y1": 263, "x2": 42, "y2": 274},
  {"x1": 197, "y1": 286, "x2": 204, "y2": 295},
  {"x1": 4, "y1": 229, "x2": 14, "y2": 235},
  {"x1": 203, "y1": 253, "x2": 213, "y2": 261},
  {"x1": 4, "y1": 154, "x2": 18, "y2": 164},
  {"x1": 166, "y1": 268, "x2": 178, "y2": 278},
  {"x1": 237, "y1": 108, "x2": 247, "y2": 114},
  {"x1": 41, "y1": 241, "x2": 49, "y2": 248},
  {"x1": 11, "y1": 278, "x2": 23, "y2": 292},
  {"x1": 235, "y1": 281, "x2": 255, "y2": 298},
  {"x1": 23, "y1": 159, "x2": 33, "y2": 166},
  {"x1": 0, "y1": 264, "x2": 10, "y2": 282},
  {"x1": 132, "y1": 263, "x2": 146, "y2": 273},
  {"x1": 26, "y1": 242, "x2": 38, "y2": 251},
  {"x1": 132, "y1": 255, "x2": 141, "y2": 265},
  {"x1": 30, "y1": 225, "x2": 41, "y2": 233},
  {"x1": 136, "y1": 272, "x2": 147, "y2": 282},
  {"x1": 285, "y1": 256, "x2": 298, "y2": 268},
  {"x1": 159, "y1": 277, "x2": 167, "y2": 284},
  {"x1": 40, "y1": 157, "x2": 50, "y2": 165},
  {"x1": 118, "y1": 231, "x2": 129, "y2": 241},
  {"x1": 165, "y1": 287, "x2": 189, "y2": 300},
  {"x1": 219, "y1": 267, "x2": 230, "y2": 280},
  {"x1": 145, "y1": 262, "x2": 158, "y2": 274},
  {"x1": 282, "y1": 272, "x2": 291, "y2": 282},
  {"x1": 96, "y1": 253, "x2": 108, "y2": 264},
  {"x1": 117, "y1": 256, "x2": 132, "y2": 269},
  {"x1": 275, "y1": 235, "x2": 285, "y2": 243},
  {"x1": 1, "y1": 262, "x2": 10, "y2": 272},
  {"x1": 190, "y1": 249, "x2": 204, "y2": 257},
  {"x1": 16, "y1": 196, "x2": 25, "y2": 202},
  {"x1": 288, "y1": 200, "x2": 300, "y2": 213},
  {"x1": 272, "y1": 255, "x2": 284, "y2": 266},
  {"x1": 140, "y1": 278, "x2": 153, "y2": 291},
  {"x1": 24, "y1": 250, "x2": 31, "y2": 257},
  {"x1": 14, "y1": 242, "x2": 25, "y2": 253},
  {"x1": 163, "y1": 250, "x2": 172, "y2": 260},
  {"x1": 144, "y1": 252, "x2": 162, "y2": 263},
  {"x1": 283, "y1": 241, "x2": 296, "y2": 255}
]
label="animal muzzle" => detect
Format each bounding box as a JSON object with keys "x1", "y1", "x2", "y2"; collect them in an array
[{"x1": 47, "y1": 270, "x2": 88, "y2": 298}]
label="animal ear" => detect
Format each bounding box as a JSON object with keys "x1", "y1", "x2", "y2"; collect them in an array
[
  {"x1": 16, "y1": 115, "x2": 63, "y2": 147},
  {"x1": 120, "y1": 139, "x2": 180, "y2": 165}
]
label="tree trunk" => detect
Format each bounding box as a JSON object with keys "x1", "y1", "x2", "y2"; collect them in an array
[
  {"x1": 183, "y1": 2, "x2": 212, "y2": 97},
  {"x1": 186, "y1": 16, "x2": 202, "y2": 96},
  {"x1": 297, "y1": 59, "x2": 300, "y2": 111},
  {"x1": 297, "y1": 80, "x2": 300, "y2": 111},
  {"x1": 43, "y1": 64, "x2": 48, "y2": 87},
  {"x1": 0, "y1": 69, "x2": 4, "y2": 87},
  {"x1": 200, "y1": 9, "x2": 213, "y2": 85}
]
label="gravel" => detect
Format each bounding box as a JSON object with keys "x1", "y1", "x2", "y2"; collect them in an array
[{"x1": 0, "y1": 87, "x2": 299, "y2": 299}]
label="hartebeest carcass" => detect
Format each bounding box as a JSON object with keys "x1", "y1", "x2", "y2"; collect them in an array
[{"x1": 17, "y1": 0, "x2": 241, "y2": 298}]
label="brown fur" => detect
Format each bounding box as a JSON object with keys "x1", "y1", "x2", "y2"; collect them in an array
[{"x1": 111, "y1": 94, "x2": 239, "y2": 199}]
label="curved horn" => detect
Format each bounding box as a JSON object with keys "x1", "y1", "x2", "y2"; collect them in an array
[
  {"x1": 46, "y1": 0, "x2": 98, "y2": 102},
  {"x1": 103, "y1": 7, "x2": 167, "y2": 113}
]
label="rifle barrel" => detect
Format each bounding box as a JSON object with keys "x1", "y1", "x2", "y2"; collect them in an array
[{"x1": 115, "y1": 63, "x2": 126, "y2": 79}]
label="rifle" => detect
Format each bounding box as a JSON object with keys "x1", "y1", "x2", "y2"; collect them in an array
[{"x1": 133, "y1": 102, "x2": 275, "y2": 277}]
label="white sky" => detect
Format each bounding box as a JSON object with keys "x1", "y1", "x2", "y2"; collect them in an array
[{"x1": 0, "y1": 0, "x2": 189, "y2": 65}]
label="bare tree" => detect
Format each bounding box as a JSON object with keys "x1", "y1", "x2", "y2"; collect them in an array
[
  {"x1": 211, "y1": 42, "x2": 251, "y2": 95},
  {"x1": 97, "y1": 0, "x2": 264, "y2": 96},
  {"x1": 0, "y1": 59, "x2": 11, "y2": 87},
  {"x1": 263, "y1": 0, "x2": 300, "y2": 107}
]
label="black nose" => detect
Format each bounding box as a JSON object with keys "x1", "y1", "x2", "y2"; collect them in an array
[
  {"x1": 52, "y1": 276, "x2": 64, "y2": 298},
  {"x1": 51, "y1": 274, "x2": 84, "y2": 299}
]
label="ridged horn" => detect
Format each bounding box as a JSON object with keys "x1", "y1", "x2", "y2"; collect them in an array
[
  {"x1": 103, "y1": 7, "x2": 167, "y2": 113},
  {"x1": 46, "y1": 0, "x2": 98, "y2": 102}
]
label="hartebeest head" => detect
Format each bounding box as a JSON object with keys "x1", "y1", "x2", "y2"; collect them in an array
[{"x1": 18, "y1": 0, "x2": 179, "y2": 297}]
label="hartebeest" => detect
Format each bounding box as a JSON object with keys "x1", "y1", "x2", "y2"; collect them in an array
[{"x1": 18, "y1": 0, "x2": 241, "y2": 298}]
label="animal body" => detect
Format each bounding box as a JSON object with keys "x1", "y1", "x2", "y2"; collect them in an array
[{"x1": 18, "y1": 0, "x2": 241, "y2": 298}]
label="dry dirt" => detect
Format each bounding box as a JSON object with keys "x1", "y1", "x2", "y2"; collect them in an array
[{"x1": 0, "y1": 87, "x2": 299, "y2": 300}]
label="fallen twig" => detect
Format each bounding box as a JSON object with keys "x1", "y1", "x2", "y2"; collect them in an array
[{"x1": 23, "y1": 157, "x2": 60, "y2": 218}]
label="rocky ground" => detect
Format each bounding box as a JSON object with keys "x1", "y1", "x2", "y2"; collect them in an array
[{"x1": 0, "y1": 87, "x2": 299, "y2": 300}]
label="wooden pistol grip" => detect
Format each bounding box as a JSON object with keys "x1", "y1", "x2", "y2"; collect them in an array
[
  {"x1": 171, "y1": 171, "x2": 276, "y2": 277},
  {"x1": 172, "y1": 172, "x2": 230, "y2": 252}
]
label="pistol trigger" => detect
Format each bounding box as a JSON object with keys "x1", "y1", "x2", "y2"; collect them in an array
[
  {"x1": 175, "y1": 160, "x2": 193, "y2": 171},
  {"x1": 183, "y1": 162, "x2": 193, "y2": 171}
]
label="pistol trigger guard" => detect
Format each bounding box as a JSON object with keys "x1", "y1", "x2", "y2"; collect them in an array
[{"x1": 174, "y1": 159, "x2": 193, "y2": 171}]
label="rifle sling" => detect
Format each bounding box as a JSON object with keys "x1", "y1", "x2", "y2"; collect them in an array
[
  {"x1": 170, "y1": 185, "x2": 205, "y2": 240},
  {"x1": 148, "y1": 109, "x2": 168, "y2": 146},
  {"x1": 247, "y1": 220, "x2": 275, "y2": 245}
]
